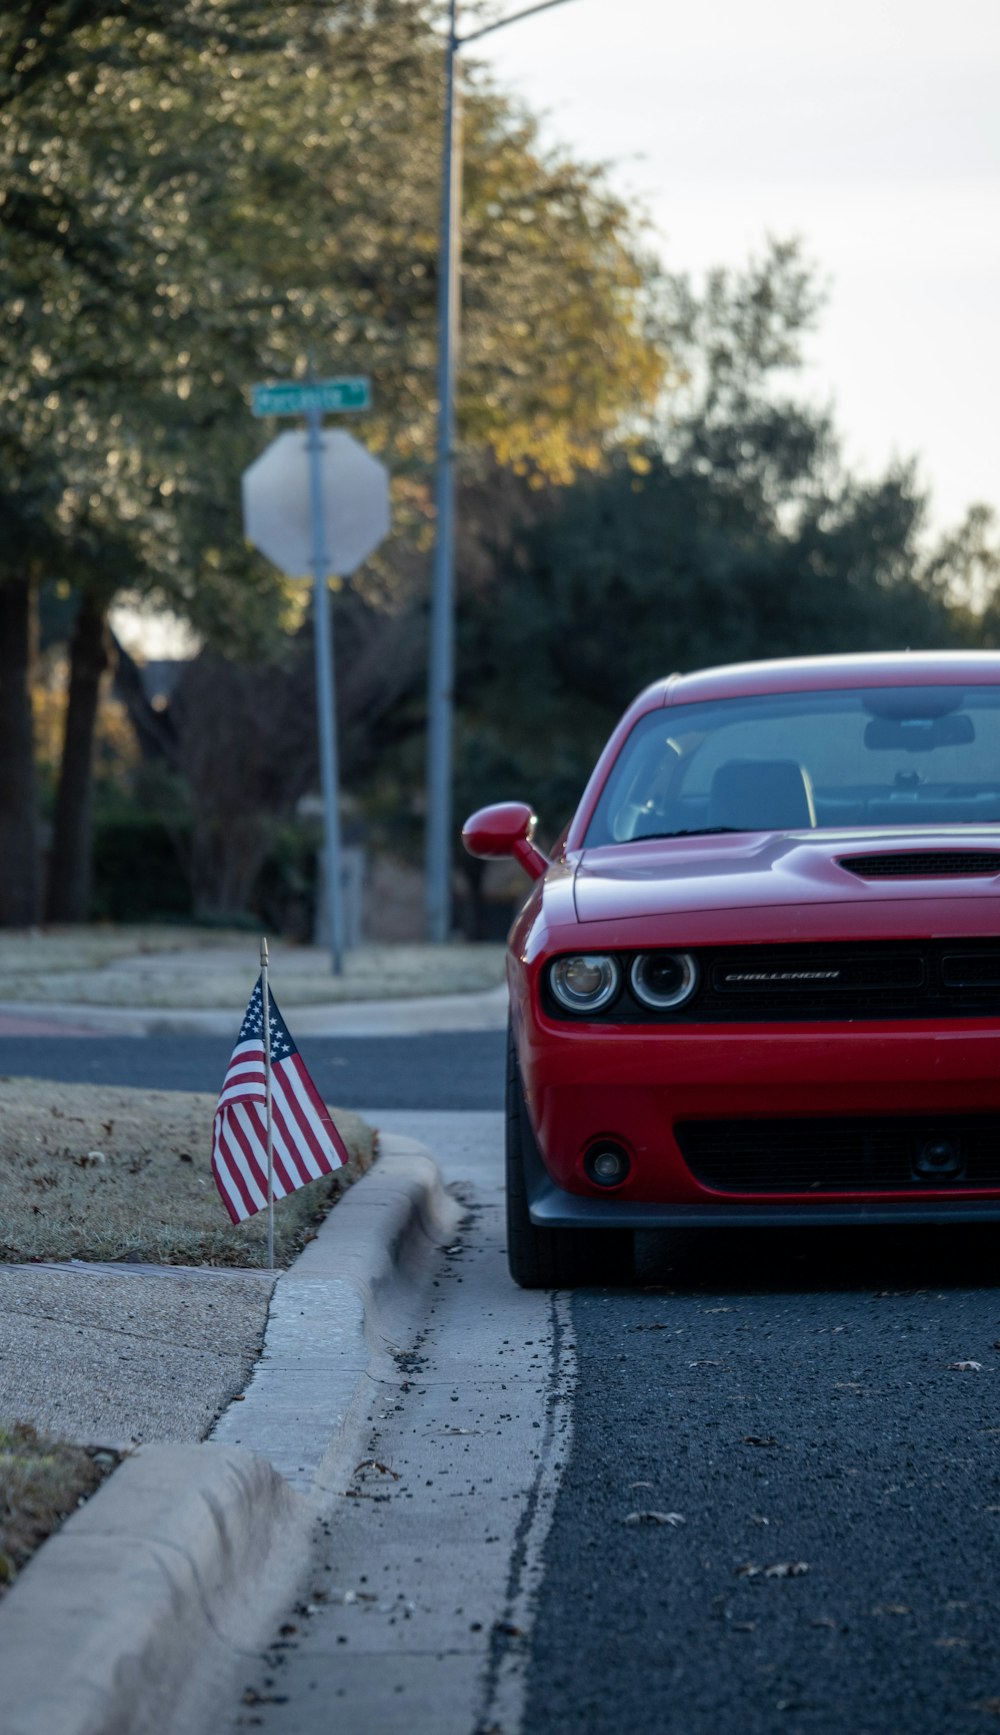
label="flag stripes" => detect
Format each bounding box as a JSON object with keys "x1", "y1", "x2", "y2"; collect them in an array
[{"x1": 212, "y1": 978, "x2": 348, "y2": 1225}]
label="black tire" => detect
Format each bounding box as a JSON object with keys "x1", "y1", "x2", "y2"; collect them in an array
[{"x1": 505, "y1": 1024, "x2": 633, "y2": 1289}]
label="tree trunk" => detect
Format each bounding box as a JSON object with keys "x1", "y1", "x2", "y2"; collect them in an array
[
  {"x1": 46, "y1": 589, "x2": 112, "y2": 923},
  {"x1": 0, "y1": 575, "x2": 41, "y2": 925}
]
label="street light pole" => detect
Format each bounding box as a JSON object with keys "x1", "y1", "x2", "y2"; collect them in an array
[
  {"x1": 424, "y1": 0, "x2": 581, "y2": 945},
  {"x1": 425, "y1": 0, "x2": 461, "y2": 948}
]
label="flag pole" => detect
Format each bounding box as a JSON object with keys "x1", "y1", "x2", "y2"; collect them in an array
[{"x1": 260, "y1": 935, "x2": 275, "y2": 1269}]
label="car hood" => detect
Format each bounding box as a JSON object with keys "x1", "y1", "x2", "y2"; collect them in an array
[{"x1": 572, "y1": 829, "x2": 1000, "y2": 924}]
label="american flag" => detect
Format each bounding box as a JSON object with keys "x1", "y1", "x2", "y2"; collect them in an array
[{"x1": 212, "y1": 976, "x2": 348, "y2": 1225}]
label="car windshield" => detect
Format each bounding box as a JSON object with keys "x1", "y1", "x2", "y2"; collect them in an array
[{"x1": 584, "y1": 684, "x2": 1000, "y2": 847}]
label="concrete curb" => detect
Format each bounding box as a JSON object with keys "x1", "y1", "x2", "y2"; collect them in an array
[
  {"x1": 211, "y1": 1134, "x2": 463, "y2": 1495},
  {"x1": 0, "y1": 1138, "x2": 461, "y2": 1735},
  {"x1": 0, "y1": 1444, "x2": 309, "y2": 1735}
]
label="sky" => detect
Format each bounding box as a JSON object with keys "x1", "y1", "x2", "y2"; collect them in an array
[
  {"x1": 118, "y1": 0, "x2": 997, "y2": 657},
  {"x1": 471, "y1": 0, "x2": 999, "y2": 537}
]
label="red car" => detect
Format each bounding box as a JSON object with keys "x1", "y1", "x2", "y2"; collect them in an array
[{"x1": 463, "y1": 652, "x2": 1000, "y2": 1287}]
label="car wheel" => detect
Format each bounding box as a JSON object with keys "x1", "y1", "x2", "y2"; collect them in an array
[{"x1": 505, "y1": 1024, "x2": 633, "y2": 1289}]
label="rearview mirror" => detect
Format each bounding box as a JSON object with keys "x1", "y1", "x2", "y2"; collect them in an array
[{"x1": 864, "y1": 714, "x2": 975, "y2": 751}]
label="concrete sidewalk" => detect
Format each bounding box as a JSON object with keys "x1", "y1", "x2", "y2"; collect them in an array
[
  {"x1": 0, "y1": 935, "x2": 507, "y2": 1021},
  {"x1": 0, "y1": 1138, "x2": 461, "y2": 1735},
  {"x1": 0, "y1": 1260, "x2": 276, "y2": 1449},
  {"x1": 0, "y1": 982, "x2": 508, "y2": 1038}
]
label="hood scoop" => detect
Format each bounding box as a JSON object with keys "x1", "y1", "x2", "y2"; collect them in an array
[{"x1": 839, "y1": 851, "x2": 1000, "y2": 879}]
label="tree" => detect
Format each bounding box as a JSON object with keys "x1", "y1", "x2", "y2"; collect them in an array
[
  {"x1": 0, "y1": 0, "x2": 667, "y2": 922},
  {"x1": 0, "y1": 571, "x2": 42, "y2": 923},
  {"x1": 928, "y1": 505, "x2": 1000, "y2": 636},
  {"x1": 453, "y1": 244, "x2": 960, "y2": 845},
  {"x1": 166, "y1": 581, "x2": 431, "y2": 919},
  {"x1": 45, "y1": 585, "x2": 114, "y2": 920},
  {"x1": 0, "y1": 1, "x2": 314, "y2": 917}
]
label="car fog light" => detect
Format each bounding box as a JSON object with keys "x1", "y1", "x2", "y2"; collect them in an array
[
  {"x1": 584, "y1": 1142, "x2": 631, "y2": 1188},
  {"x1": 549, "y1": 954, "x2": 621, "y2": 1013},
  {"x1": 630, "y1": 950, "x2": 699, "y2": 1010},
  {"x1": 913, "y1": 1138, "x2": 964, "y2": 1180}
]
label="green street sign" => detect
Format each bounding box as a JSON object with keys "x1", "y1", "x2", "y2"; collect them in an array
[{"x1": 251, "y1": 377, "x2": 371, "y2": 418}]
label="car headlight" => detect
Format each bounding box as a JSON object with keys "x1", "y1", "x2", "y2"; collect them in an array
[
  {"x1": 549, "y1": 954, "x2": 621, "y2": 1014},
  {"x1": 630, "y1": 951, "x2": 699, "y2": 1009}
]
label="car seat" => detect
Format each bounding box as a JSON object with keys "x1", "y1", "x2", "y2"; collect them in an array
[{"x1": 707, "y1": 758, "x2": 817, "y2": 832}]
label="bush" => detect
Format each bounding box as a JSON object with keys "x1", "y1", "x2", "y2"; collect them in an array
[
  {"x1": 89, "y1": 791, "x2": 324, "y2": 937},
  {"x1": 254, "y1": 821, "x2": 322, "y2": 943},
  {"x1": 90, "y1": 811, "x2": 193, "y2": 922}
]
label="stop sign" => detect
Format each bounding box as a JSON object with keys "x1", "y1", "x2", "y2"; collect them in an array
[{"x1": 242, "y1": 428, "x2": 390, "y2": 577}]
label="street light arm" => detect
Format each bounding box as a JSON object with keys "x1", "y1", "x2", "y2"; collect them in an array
[{"x1": 458, "y1": 0, "x2": 581, "y2": 48}]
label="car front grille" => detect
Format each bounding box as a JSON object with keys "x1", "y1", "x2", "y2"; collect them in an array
[
  {"x1": 675, "y1": 1115, "x2": 1000, "y2": 1193},
  {"x1": 705, "y1": 944, "x2": 923, "y2": 1012},
  {"x1": 697, "y1": 941, "x2": 1000, "y2": 1019}
]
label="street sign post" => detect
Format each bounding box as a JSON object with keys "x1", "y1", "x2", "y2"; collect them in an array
[{"x1": 242, "y1": 392, "x2": 389, "y2": 974}]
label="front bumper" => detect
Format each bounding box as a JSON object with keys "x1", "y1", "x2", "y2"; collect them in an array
[
  {"x1": 517, "y1": 1015, "x2": 1000, "y2": 1216},
  {"x1": 530, "y1": 1186, "x2": 1000, "y2": 1230}
]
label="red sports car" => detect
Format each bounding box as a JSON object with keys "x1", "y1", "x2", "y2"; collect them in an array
[{"x1": 463, "y1": 652, "x2": 1000, "y2": 1287}]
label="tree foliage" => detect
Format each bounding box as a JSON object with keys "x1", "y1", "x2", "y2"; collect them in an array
[
  {"x1": 1, "y1": 0, "x2": 665, "y2": 597},
  {"x1": 0, "y1": 0, "x2": 667, "y2": 920},
  {"x1": 454, "y1": 244, "x2": 962, "y2": 836}
]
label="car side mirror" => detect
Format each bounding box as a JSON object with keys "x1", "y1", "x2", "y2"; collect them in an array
[{"x1": 462, "y1": 802, "x2": 549, "y2": 881}]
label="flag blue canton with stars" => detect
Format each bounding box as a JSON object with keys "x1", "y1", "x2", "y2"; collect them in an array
[{"x1": 239, "y1": 977, "x2": 297, "y2": 1058}]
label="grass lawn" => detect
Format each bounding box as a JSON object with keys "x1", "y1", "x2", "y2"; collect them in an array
[
  {"x1": 0, "y1": 1066, "x2": 378, "y2": 1601},
  {"x1": 0, "y1": 1078, "x2": 375, "y2": 1268},
  {"x1": 0, "y1": 928, "x2": 506, "y2": 1008},
  {"x1": 0, "y1": 1422, "x2": 120, "y2": 1599}
]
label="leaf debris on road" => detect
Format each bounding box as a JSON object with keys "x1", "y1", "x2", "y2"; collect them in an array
[
  {"x1": 623, "y1": 1510, "x2": 686, "y2": 1527},
  {"x1": 736, "y1": 1560, "x2": 810, "y2": 1579}
]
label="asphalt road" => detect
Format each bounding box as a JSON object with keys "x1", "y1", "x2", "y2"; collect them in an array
[
  {"x1": 525, "y1": 1225, "x2": 1000, "y2": 1735},
  {"x1": 0, "y1": 1031, "x2": 505, "y2": 1110},
  {"x1": 16, "y1": 1035, "x2": 1000, "y2": 1732}
]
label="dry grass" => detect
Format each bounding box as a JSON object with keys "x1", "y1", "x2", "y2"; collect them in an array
[
  {"x1": 0, "y1": 928, "x2": 506, "y2": 1008},
  {"x1": 0, "y1": 1078, "x2": 375, "y2": 1268},
  {"x1": 0, "y1": 925, "x2": 249, "y2": 972},
  {"x1": 0, "y1": 1421, "x2": 120, "y2": 1598}
]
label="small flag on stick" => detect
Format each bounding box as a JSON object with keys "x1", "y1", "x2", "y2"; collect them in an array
[{"x1": 212, "y1": 974, "x2": 348, "y2": 1226}]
